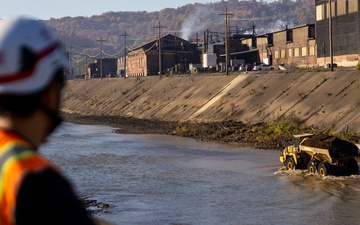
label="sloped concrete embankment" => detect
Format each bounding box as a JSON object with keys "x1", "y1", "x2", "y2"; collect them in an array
[{"x1": 61, "y1": 71, "x2": 360, "y2": 132}]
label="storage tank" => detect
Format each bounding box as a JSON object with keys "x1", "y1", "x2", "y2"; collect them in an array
[{"x1": 203, "y1": 53, "x2": 217, "y2": 68}]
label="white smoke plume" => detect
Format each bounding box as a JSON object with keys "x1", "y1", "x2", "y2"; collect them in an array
[
  {"x1": 255, "y1": 20, "x2": 295, "y2": 34},
  {"x1": 180, "y1": 6, "x2": 216, "y2": 41},
  {"x1": 271, "y1": 20, "x2": 295, "y2": 32}
]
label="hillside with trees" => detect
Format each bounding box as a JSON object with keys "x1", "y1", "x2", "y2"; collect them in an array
[{"x1": 44, "y1": 0, "x2": 314, "y2": 56}]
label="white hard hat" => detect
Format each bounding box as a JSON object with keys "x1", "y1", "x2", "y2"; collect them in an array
[{"x1": 0, "y1": 17, "x2": 67, "y2": 94}]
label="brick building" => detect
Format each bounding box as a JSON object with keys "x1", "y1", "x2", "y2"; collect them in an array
[
  {"x1": 242, "y1": 24, "x2": 316, "y2": 68},
  {"x1": 127, "y1": 34, "x2": 199, "y2": 76},
  {"x1": 272, "y1": 24, "x2": 316, "y2": 68}
]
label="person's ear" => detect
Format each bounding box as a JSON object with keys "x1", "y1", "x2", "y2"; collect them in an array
[{"x1": 41, "y1": 80, "x2": 60, "y2": 111}]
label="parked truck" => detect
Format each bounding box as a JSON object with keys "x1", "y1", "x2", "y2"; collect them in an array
[{"x1": 280, "y1": 134, "x2": 359, "y2": 176}]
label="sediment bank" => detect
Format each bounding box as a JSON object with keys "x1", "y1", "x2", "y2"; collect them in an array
[{"x1": 61, "y1": 112, "x2": 357, "y2": 150}]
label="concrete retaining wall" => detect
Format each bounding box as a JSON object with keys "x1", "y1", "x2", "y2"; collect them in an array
[{"x1": 61, "y1": 71, "x2": 360, "y2": 132}]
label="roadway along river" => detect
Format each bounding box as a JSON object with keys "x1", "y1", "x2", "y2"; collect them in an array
[{"x1": 41, "y1": 122, "x2": 360, "y2": 225}]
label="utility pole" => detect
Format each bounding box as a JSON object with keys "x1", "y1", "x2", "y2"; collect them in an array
[
  {"x1": 204, "y1": 29, "x2": 210, "y2": 53},
  {"x1": 68, "y1": 45, "x2": 74, "y2": 79},
  {"x1": 82, "y1": 44, "x2": 90, "y2": 79},
  {"x1": 219, "y1": 7, "x2": 233, "y2": 75},
  {"x1": 154, "y1": 22, "x2": 166, "y2": 77},
  {"x1": 328, "y1": 0, "x2": 334, "y2": 71},
  {"x1": 119, "y1": 30, "x2": 130, "y2": 78},
  {"x1": 96, "y1": 37, "x2": 106, "y2": 79},
  {"x1": 196, "y1": 32, "x2": 199, "y2": 47}
]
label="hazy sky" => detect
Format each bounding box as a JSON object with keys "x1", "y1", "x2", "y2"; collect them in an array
[{"x1": 0, "y1": 0, "x2": 217, "y2": 20}]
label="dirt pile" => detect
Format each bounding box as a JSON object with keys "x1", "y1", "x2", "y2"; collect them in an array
[{"x1": 302, "y1": 134, "x2": 359, "y2": 159}]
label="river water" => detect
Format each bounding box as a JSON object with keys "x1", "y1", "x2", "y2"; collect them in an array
[{"x1": 40, "y1": 122, "x2": 360, "y2": 225}]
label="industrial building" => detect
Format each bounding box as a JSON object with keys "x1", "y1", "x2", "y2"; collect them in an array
[
  {"x1": 92, "y1": 1, "x2": 360, "y2": 77},
  {"x1": 315, "y1": 0, "x2": 360, "y2": 67},
  {"x1": 127, "y1": 34, "x2": 199, "y2": 76},
  {"x1": 89, "y1": 58, "x2": 117, "y2": 78}
]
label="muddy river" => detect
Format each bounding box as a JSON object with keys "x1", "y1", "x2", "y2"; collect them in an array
[{"x1": 41, "y1": 122, "x2": 360, "y2": 225}]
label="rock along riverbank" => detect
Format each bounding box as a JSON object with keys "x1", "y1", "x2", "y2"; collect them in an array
[{"x1": 61, "y1": 70, "x2": 360, "y2": 149}]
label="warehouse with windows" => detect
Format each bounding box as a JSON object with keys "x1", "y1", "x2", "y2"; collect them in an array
[{"x1": 315, "y1": 0, "x2": 360, "y2": 67}]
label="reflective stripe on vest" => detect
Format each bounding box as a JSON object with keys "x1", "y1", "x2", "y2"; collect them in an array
[{"x1": 0, "y1": 139, "x2": 49, "y2": 225}]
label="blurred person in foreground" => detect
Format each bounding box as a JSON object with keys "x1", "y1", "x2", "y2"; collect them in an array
[{"x1": 0, "y1": 17, "x2": 96, "y2": 225}]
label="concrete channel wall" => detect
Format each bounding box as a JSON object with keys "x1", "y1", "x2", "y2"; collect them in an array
[{"x1": 61, "y1": 71, "x2": 360, "y2": 132}]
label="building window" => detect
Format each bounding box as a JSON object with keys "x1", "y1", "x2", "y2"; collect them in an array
[
  {"x1": 274, "y1": 50, "x2": 280, "y2": 59},
  {"x1": 301, "y1": 47, "x2": 307, "y2": 56},
  {"x1": 288, "y1": 48, "x2": 293, "y2": 57},
  {"x1": 337, "y1": 0, "x2": 346, "y2": 15},
  {"x1": 316, "y1": 4, "x2": 325, "y2": 21},
  {"x1": 281, "y1": 49, "x2": 286, "y2": 58},
  {"x1": 349, "y1": 0, "x2": 358, "y2": 13},
  {"x1": 139, "y1": 58, "x2": 144, "y2": 68},
  {"x1": 326, "y1": 1, "x2": 336, "y2": 18},
  {"x1": 309, "y1": 46, "x2": 315, "y2": 55},
  {"x1": 294, "y1": 48, "x2": 300, "y2": 57}
]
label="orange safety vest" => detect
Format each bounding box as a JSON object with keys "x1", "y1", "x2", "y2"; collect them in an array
[{"x1": 0, "y1": 130, "x2": 52, "y2": 225}]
